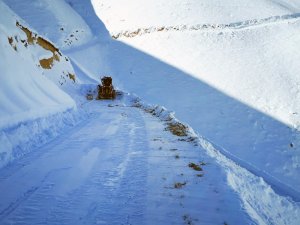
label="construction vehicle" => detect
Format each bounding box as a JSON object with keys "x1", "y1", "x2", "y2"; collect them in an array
[{"x1": 97, "y1": 76, "x2": 116, "y2": 99}]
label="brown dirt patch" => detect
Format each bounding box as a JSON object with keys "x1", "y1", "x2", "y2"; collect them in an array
[
  {"x1": 16, "y1": 22, "x2": 35, "y2": 44},
  {"x1": 8, "y1": 37, "x2": 13, "y2": 45},
  {"x1": 67, "y1": 73, "x2": 76, "y2": 82},
  {"x1": 39, "y1": 57, "x2": 54, "y2": 69},
  {"x1": 16, "y1": 21, "x2": 76, "y2": 82},
  {"x1": 188, "y1": 163, "x2": 202, "y2": 171},
  {"x1": 7, "y1": 36, "x2": 17, "y2": 51},
  {"x1": 166, "y1": 122, "x2": 188, "y2": 137},
  {"x1": 36, "y1": 36, "x2": 59, "y2": 54}
]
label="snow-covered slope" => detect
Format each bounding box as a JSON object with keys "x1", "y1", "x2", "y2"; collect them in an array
[
  {"x1": 64, "y1": 0, "x2": 110, "y2": 39},
  {"x1": 3, "y1": 0, "x2": 93, "y2": 50},
  {"x1": 0, "y1": 1, "x2": 79, "y2": 168},
  {"x1": 92, "y1": 0, "x2": 300, "y2": 32},
  {"x1": 88, "y1": 0, "x2": 300, "y2": 194},
  {"x1": 0, "y1": 1, "x2": 75, "y2": 130}
]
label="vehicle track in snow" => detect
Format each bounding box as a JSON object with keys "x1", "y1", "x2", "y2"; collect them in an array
[
  {"x1": 0, "y1": 99, "x2": 252, "y2": 225},
  {"x1": 111, "y1": 13, "x2": 300, "y2": 39}
]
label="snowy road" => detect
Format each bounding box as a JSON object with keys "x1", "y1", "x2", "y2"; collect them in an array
[{"x1": 0, "y1": 100, "x2": 253, "y2": 225}]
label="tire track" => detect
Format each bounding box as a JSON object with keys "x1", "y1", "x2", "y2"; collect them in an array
[{"x1": 111, "y1": 13, "x2": 300, "y2": 39}]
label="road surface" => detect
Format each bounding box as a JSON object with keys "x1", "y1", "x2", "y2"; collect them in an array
[{"x1": 0, "y1": 100, "x2": 252, "y2": 225}]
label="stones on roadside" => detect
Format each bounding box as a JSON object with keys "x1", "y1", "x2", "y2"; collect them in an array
[
  {"x1": 189, "y1": 162, "x2": 206, "y2": 177},
  {"x1": 174, "y1": 182, "x2": 186, "y2": 189},
  {"x1": 188, "y1": 162, "x2": 202, "y2": 171}
]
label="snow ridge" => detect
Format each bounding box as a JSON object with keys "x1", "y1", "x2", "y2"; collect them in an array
[
  {"x1": 111, "y1": 13, "x2": 300, "y2": 39},
  {"x1": 0, "y1": 108, "x2": 85, "y2": 169}
]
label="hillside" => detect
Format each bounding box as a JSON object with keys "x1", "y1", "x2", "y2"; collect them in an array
[
  {"x1": 93, "y1": 0, "x2": 300, "y2": 31},
  {"x1": 0, "y1": 1, "x2": 77, "y2": 168},
  {"x1": 3, "y1": 0, "x2": 93, "y2": 49}
]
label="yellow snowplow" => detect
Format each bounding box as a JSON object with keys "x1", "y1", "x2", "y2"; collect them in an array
[{"x1": 97, "y1": 76, "x2": 116, "y2": 99}]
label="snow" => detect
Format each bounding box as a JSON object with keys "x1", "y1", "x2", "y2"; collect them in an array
[
  {"x1": 89, "y1": 0, "x2": 300, "y2": 194},
  {"x1": 134, "y1": 97, "x2": 300, "y2": 224},
  {"x1": 0, "y1": 2, "x2": 75, "y2": 129},
  {"x1": 64, "y1": 0, "x2": 110, "y2": 40},
  {"x1": 91, "y1": 0, "x2": 300, "y2": 32},
  {"x1": 3, "y1": 0, "x2": 93, "y2": 49},
  {"x1": 0, "y1": 109, "x2": 82, "y2": 169},
  {"x1": 0, "y1": 1, "x2": 78, "y2": 168},
  {"x1": 1, "y1": 0, "x2": 300, "y2": 224},
  {"x1": 0, "y1": 98, "x2": 254, "y2": 225}
]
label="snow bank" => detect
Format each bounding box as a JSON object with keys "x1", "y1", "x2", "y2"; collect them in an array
[
  {"x1": 0, "y1": 1, "x2": 80, "y2": 168},
  {"x1": 0, "y1": 2, "x2": 75, "y2": 128},
  {"x1": 0, "y1": 109, "x2": 84, "y2": 169},
  {"x1": 130, "y1": 95, "x2": 300, "y2": 224}
]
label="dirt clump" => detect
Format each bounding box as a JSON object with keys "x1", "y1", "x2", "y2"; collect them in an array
[
  {"x1": 39, "y1": 57, "x2": 54, "y2": 69},
  {"x1": 188, "y1": 163, "x2": 202, "y2": 171},
  {"x1": 166, "y1": 122, "x2": 188, "y2": 137},
  {"x1": 16, "y1": 22, "x2": 35, "y2": 44},
  {"x1": 7, "y1": 36, "x2": 17, "y2": 51},
  {"x1": 67, "y1": 73, "x2": 76, "y2": 82},
  {"x1": 37, "y1": 37, "x2": 60, "y2": 54}
]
